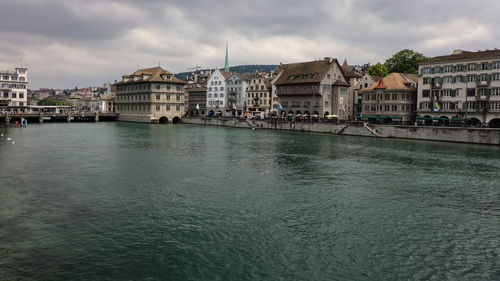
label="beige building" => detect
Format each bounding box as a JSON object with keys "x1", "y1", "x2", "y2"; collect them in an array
[
  {"x1": 115, "y1": 66, "x2": 186, "y2": 123},
  {"x1": 246, "y1": 77, "x2": 271, "y2": 116},
  {"x1": 274, "y1": 58, "x2": 350, "y2": 119},
  {"x1": 360, "y1": 73, "x2": 418, "y2": 122},
  {"x1": 354, "y1": 73, "x2": 380, "y2": 115},
  {"x1": 417, "y1": 49, "x2": 500, "y2": 127}
]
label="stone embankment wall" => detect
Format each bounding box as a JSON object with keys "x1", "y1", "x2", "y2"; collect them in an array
[{"x1": 182, "y1": 117, "x2": 500, "y2": 145}]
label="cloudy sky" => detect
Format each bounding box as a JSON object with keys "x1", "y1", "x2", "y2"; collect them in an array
[{"x1": 0, "y1": 0, "x2": 498, "y2": 89}]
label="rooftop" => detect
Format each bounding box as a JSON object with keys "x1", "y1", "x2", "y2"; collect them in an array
[{"x1": 422, "y1": 49, "x2": 500, "y2": 64}]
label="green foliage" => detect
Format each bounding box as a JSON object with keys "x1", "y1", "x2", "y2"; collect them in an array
[
  {"x1": 384, "y1": 49, "x2": 428, "y2": 74},
  {"x1": 37, "y1": 98, "x2": 71, "y2": 106},
  {"x1": 368, "y1": 63, "x2": 389, "y2": 77}
]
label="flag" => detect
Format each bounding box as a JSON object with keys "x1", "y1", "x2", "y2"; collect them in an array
[
  {"x1": 233, "y1": 103, "x2": 237, "y2": 110},
  {"x1": 433, "y1": 101, "x2": 441, "y2": 112},
  {"x1": 278, "y1": 103, "x2": 283, "y2": 110},
  {"x1": 196, "y1": 104, "x2": 200, "y2": 110}
]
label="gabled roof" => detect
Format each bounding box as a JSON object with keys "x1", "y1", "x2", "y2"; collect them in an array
[
  {"x1": 360, "y1": 73, "x2": 417, "y2": 92},
  {"x1": 422, "y1": 49, "x2": 500, "y2": 64},
  {"x1": 220, "y1": 70, "x2": 232, "y2": 79},
  {"x1": 115, "y1": 66, "x2": 186, "y2": 85},
  {"x1": 275, "y1": 59, "x2": 341, "y2": 85}
]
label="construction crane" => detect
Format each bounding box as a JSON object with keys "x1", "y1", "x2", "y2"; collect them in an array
[{"x1": 186, "y1": 65, "x2": 202, "y2": 72}]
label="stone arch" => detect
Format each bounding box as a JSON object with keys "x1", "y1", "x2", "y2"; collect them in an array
[
  {"x1": 488, "y1": 118, "x2": 500, "y2": 128},
  {"x1": 288, "y1": 110, "x2": 294, "y2": 115},
  {"x1": 324, "y1": 111, "x2": 330, "y2": 118},
  {"x1": 208, "y1": 110, "x2": 214, "y2": 116},
  {"x1": 159, "y1": 116, "x2": 168, "y2": 124},
  {"x1": 469, "y1": 117, "x2": 481, "y2": 125},
  {"x1": 172, "y1": 116, "x2": 181, "y2": 124},
  {"x1": 295, "y1": 111, "x2": 302, "y2": 115}
]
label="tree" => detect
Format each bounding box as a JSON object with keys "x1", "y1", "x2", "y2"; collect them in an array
[
  {"x1": 384, "y1": 49, "x2": 428, "y2": 74},
  {"x1": 37, "y1": 98, "x2": 71, "y2": 106},
  {"x1": 368, "y1": 63, "x2": 389, "y2": 77}
]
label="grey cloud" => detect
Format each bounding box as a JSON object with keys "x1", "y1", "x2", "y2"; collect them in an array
[{"x1": 1, "y1": 0, "x2": 500, "y2": 88}]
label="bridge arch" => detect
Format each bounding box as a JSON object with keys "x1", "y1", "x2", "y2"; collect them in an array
[
  {"x1": 159, "y1": 116, "x2": 168, "y2": 124},
  {"x1": 489, "y1": 118, "x2": 500, "y2": 128},
  {"x1": 172, "y1": 117, "x2": 181, "y2": 124}
]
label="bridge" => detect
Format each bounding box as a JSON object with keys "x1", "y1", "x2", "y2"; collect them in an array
[{"x1": 0, "y1": 112, "x2": 119, "y2": 124}]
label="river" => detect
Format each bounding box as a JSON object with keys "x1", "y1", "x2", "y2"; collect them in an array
[{"x1": 0, "y1": 123, "x2": 499, "y2": 280}]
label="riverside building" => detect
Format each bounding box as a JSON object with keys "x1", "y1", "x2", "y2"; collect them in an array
[
  {"x1": 0, "y1": 67, "x2": 28, "y2": 108},
  {"x1": 359, "y1": 73, "x2": 418, "y2": 122},
  {"x1": 417, "y1": 49, "x2": 500, "y2": 127},
  {"x1": 115, "y1": 66, "x2": 186, "y2": 123},
  {"x1": 246, "y1": 77, "x2": 272, "y2": 117},
  {"x1": 274, "y1": 58, "x2": 350, "y2": 119}
]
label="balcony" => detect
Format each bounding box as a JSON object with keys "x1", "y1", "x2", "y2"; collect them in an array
[
  {"x1": 477, "y1": 95, "x2": 489, "y2": 101},
  {"x1": 476, "y1": 80, "x2": 490, "y2": 87}
]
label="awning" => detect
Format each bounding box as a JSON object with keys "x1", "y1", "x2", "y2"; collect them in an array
[
  {"x1": 378, "y1": 115, "x2": 390, "y2": 119},
  {"x1": 391, "y1": 116, "x2": 402, "y2": 119},
  {"x1": 326, "y1": 114, "x2": 339, "y2": 118},
  {"x1": 367, "y1": 115, "x2": 378, "y2": 119},
  {"x1": 416, "y1": 116, "x2": 429, "y2": 120}
]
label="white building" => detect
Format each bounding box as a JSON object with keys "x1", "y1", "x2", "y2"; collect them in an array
[
  {"x1": 0, "y1": 67, "x2": 28, "y2": 107},
  {"x1": 206, "y1": 69, "x2": 231, "y2": 116}
]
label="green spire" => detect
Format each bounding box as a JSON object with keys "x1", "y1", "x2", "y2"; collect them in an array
[{"x1": 224, "y1": 43, "x2": 229, "y2": 72}]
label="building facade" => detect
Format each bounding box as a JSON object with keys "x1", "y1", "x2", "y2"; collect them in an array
[
  {"x1": 360, "y1": 73, "x2": 418, "y2": 122},
  {"x1": 115, "y1": 66, "x2": 186, "y2": 123},
  {"x1": 226, "y1": 73, "x2": 251, "y2": 116},
  {"x1": 417, "y1": 49, "x2": 500, "y2": 127},
  {"x1": 274, "y1": 58, "x2": 350, "y2": 119},
  {"x1": 246, "y1": 77, "x2": 271, "y2": 116},
  {"x1": 0, "y1": 67, "x2": 28, "y2": 107},
  {"x1": 354, "y1": 73, "x2": 380, "y2": 115},
  {"x1": 206, "y1": 69, "x2": 231, "y2": 116},
  {"x1": 341, "y1": 60, "x2": 362, "y2": 119},
  {"x1": 186, "y1": 84, "x2": 207, "y2": 116}
]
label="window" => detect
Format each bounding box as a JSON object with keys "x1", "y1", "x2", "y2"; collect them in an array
[
  {"x1": 392, "y1": 93, "x2": 398, "y2": 100},
  {"x1": 493, "y1": 73, "x2": 500, "y2": 81},
  {"x1": 481, "y1": 62, "x2": 489, "y2": 70},
  {"x1": 220, "y1": 87, "x2": 224, "y2": 91},
  {"x1": 492, "y1": 88, "x2": 500, "y2": 96},
  {"x1": 19, "y1": 93, "x2": 24, "y2": 99},
  {"x1": 422, "y1": 90, "x2": 430, "y2": 97},
  {"x1": 156, "y1": 105, "x2": 160, "y2": 111},
  {"x1": 423, "y1": 77, "x2": 431, "y2": 84},
  {"x1": 156, "y1": 85, "x2": 160, "y2": 90},
  {"x1": 220, "y1": 93, "x2": 224, "y2": 98},
  {"x1": 493, "y1": 62, "x2": 500, "y2": 69},
  {"x1": 12, "y1": 92, "x2": 16, "y2": 98},
  {"x1": 467, "y1": 89, "x2": 476, "y2": 97},
  {"x1": 176, "y1": 94, "x2": 180, "y2": 101},
  {"x1": 468, "y1": 64, "x2": 476, "y2": 71},
  {"x1": 467, "y1": 75, "x2": 475, "y2": 82},
  {"x1": 422, "y1": 67, "x2": 431, "y2": 74},
  {"x1": 156, "y1": 94, "x2": 160, "y2": 100},
  {"x1": 444, "y1": 65, "x2": 453, "y2": 72},
  {"x1": 327, "y1": 74, "x2": 331, "y2": 79}
]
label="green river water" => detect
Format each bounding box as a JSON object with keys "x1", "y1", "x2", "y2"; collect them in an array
[{"x1": 0, "y1": 122, "x2": 499, "y2": 280}]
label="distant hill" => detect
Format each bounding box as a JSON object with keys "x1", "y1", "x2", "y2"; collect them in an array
[{"x1": 175, "y1": 64, "x2": 278, "y2": 80}]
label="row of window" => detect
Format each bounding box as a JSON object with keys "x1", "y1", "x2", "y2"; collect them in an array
[
  {"x1": 2, "y1": 92, "x2": 24, "y2": 99},
  {"x1": 1, "y1": 75, "x2": 26, "y2": 81},
  {"x1": 117, "y1": 84, "x2": 182, "y2": 93},
  {"x1": 208, "y1": 87, "x2": 224, "y2": 92},
  {"x1": 421, "y1": 62, "x2": 500, "y2": 74},
  {"x1": 280, "y1": 101, "x2": 320, "y2": 107},
  {"x1": 363, "y1": 92, "x2": 414, "y2": 101},
  {"x1": 208, "y1": 100, "x2": 224, "y2": 106},
  {"x1": 117, "y1": 93, "x2": 182, "y2": 102},
  {"x1": 118, "y1": 104, "x2": 181, "y2": 112},
  {"x1": 1, "y1": 83, "x2": 26, "y2": 89},
  {"x1": 208, "y1": 93, "x2": 224, "y2": 98},
  {"x1": 278, "y1": 85, "x2": 320, "y2": 92},
  {"x1": 422, "y1": 88, "x2": 500, "y2": 98},
  {"x1": 418, "y1": 101, "x2": 500, "y2": 110},
  {"x1": 423, "y1": 74, "x2": 500, "y2": 84},
  {"x1": 248, "y1": 92, "x2": 267, "y2": 98},
  {"x1": 365, "y1": 104, "x2": 413, "y2": 112}
]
